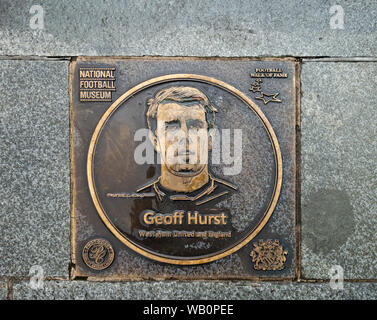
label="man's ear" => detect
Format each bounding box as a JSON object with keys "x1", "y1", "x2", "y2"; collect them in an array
[{"x1": 148, "y1": 130, "x2": 160, "y2": 153}]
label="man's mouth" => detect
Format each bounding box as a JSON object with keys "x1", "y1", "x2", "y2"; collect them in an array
[{"x1": 177, "y1": 150, "x2": 194, "y2": 156}]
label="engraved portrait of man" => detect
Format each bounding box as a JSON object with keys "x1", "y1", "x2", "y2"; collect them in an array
[{"x1": 108, "y1": 86, "x2": 237, "y2": 206}]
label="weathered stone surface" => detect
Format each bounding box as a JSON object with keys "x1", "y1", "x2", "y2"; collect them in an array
[
  {"x1": 0, "y1": 281, "x2": 7, "y2": 300},
  {"x1": 12, "y1": 280, "x2": 377, "y2": 300},
  {"x1": 0, "y1": 60, "x2": 70, "y2": 277},
  {"x1": 0, "y1": 0, "x2": 375, "y2": 57},
  {"x1": 301, "y1": 62, "x2": 377, "y2": 279}
]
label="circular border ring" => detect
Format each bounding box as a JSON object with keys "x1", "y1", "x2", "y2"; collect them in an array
[{"x1": 87, "y1": 74, "x2": 283, "y2": 265}]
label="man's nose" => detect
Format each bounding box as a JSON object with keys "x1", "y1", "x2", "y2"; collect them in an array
[
  {"x1": 180, "y1": 120, "x2": 188, "y2": 134},
  {"x1": 179, "y1": 122, "x2": 191, "y2": 145}
]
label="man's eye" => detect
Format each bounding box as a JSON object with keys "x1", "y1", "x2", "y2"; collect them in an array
[
  {"x1": 187, "y1": 120, "x2": 204, "y2": 129},
  {"x1": 165, "y1": 121, "x2": 180, "y2": 129}
]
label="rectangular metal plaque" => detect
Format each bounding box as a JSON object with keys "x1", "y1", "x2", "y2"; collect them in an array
[{"x1": 70, "y1": 57, "x2": 298, "y2": 280}]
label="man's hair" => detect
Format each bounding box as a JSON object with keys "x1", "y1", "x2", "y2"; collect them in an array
[{"x1": 146, "y1": 86, "x2": 218, "y2": 133}]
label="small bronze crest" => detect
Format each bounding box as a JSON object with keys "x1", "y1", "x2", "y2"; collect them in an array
[
  {"x1": 82, "y1": 239, "x2": 115, "y2": 270},
  {"x1": 250, "y1": 240, "x2": 288, "y2": 271}
]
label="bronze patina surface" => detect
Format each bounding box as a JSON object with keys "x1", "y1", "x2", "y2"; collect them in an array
[{"x1": 70, "y1": 57, "x2": 298, "y2": 280}]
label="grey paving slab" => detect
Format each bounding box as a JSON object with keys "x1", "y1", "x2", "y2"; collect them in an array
[
  {"x1": 0, "y1": 0, "x2": 375, "y2": 57},
  {"x1": 301, "y1": 62, "x2": 377, "y2": 279},
  {"x1": 0, "y1": 60, "x2": 70, "y2": 277},
  {"x1": 12, "y1": 280, "x2": 377, "y2": 300}
]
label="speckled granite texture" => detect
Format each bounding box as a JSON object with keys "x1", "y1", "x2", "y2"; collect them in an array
[
  {"x1": 301, "y1": 62, "x2": 377, "y2": 279},
  {"x1": 0, "y1": 60, "x2": 70, "y2": 277},
  {"x1": 0, "y1": 0, "x2": 376, "y2": 301},
  {"x1": 12, "y1": 280, "x2": 377, "y2": 300},
  {"x1": 0, "y1": 0, "x2": 375, "y2": 57}
]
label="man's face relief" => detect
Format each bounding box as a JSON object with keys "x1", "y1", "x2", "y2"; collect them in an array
[{"x1": 153, "y1": 102, "x2": 211, "y2": 177}]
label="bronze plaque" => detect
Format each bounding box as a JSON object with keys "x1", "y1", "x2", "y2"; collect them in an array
[{"x1": 70, "y1": 57, "x2": 298, "y2": 280}]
